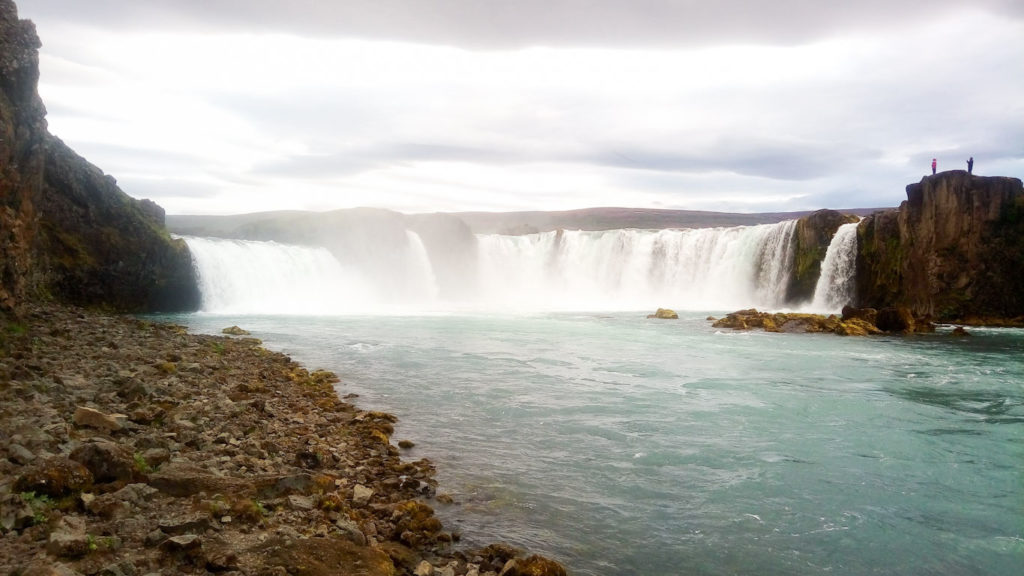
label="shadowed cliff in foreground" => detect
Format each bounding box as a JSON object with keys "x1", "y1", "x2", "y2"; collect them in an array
[{"x1": 0, "y1": 0, "x2": 197, "y2": 315}]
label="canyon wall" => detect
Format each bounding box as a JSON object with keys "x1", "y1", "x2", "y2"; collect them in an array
[
  {"x1": 855, "y1": 171, "x2": 1024, "y2": 321},
  {"x1": 0, "y1": 0, "x2": 197, "y2": 315}
]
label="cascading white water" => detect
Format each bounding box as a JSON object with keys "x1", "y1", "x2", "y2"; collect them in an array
[
  {"x1": 809, "y1": 222, "x2": 860, "y2": 313},
  {"x1": 475, "y1": 221, "x2": 798, "y2": 311},
  {"x1": 184, "y1": 237, "x2": 378, "y2": 314},
  {"x1": 185, "y1": 232, "x2": 442, "y2": 314},
  {"x1": 183, "y1": 220, "x2": 823, "y2": 313}
]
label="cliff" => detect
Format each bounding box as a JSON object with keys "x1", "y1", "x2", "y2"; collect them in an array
[
  {"x1": 787, "y1": 209, "x2": 859, "y2": 304},
  {"x1": 0, "y1": 0, "x2": 197, "y2": 315},
  {"x1": 855, "y1": 171, "x2": 1024, "y2": 321}
]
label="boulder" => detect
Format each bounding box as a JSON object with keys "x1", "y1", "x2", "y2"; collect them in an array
[
  {"x1": 500, "y1": 555, "x2": 568, "y2": 576},
  {"x1": 72, "y1": 406, "x2": 124, "y2": 433},
  {"x1": 69, "y1": 441, "x2": 136, "y2": 484},
  {"x1": 841, "y1": 305, "x2": 878, "y2": 325},
  {"x1": 14, "y1": 456, "x2": 93, "y2": 497},
  {"x1": 875, "y1": 307, "x2": 916, "y2": 333},
  {"x1": 222, "y1": 326, "x2": 250, "y2": 336},
  {"x1": 46, "y1": 516, "x2": 90, "y2": 558},
  {"x1": 646, "y1": 308, "x2": 679, "y2": 319},
  {"x1": 352, "y1": 484, "x2": 374, "y2": 507}
]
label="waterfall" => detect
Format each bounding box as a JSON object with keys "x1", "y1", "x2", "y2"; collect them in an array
[
  {"x1": 475, "y1": 221, "x2": 797, "y2": 311},
  {"x1": 182, "y1": 220, "x2": 805, "y2": 313},
  {"x1": 184, "y1": 236, "x2": 377, "y2": 314},
  {"x1": 810, "y1": 222, "x2": 860, "y2": 313}
]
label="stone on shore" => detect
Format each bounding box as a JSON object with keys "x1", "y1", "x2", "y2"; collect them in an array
[
  {"x1": 72, "y1": 406, "x2": 124, "y2": 432},
  {"x1": 221, "y1": 325, "x2": 250, "y2": 336},
  {"x1": 0, "y1": 303, "x2": 569, "y2": 575},
  {"x1": 14, "y1": 456, "x2": 94, "y2": 497}
]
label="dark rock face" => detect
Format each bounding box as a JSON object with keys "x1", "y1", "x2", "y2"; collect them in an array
[
  {"x1": 0, "y1": 0, "x2": 198, "y2": 314},
  {"x1": 856, "y1": 171, "x2": 1024, "y2": 321},
  {"x1": 787, "y1": 209, "x2": 860, "y2": 304},
  {"x1": 0, "y1": 0, "x2": 45, "y2": 314}
]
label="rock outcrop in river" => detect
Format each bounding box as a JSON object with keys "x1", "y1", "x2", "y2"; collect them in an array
[
  {"x1": 0, "y1": 0, "x2": 197, "y2": 316},
  {"x1": 855, "y1": 171, "x2": 1024, "y2": 322}
]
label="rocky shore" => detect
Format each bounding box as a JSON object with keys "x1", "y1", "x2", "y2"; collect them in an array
[{"x1": 0, "y1": 305, "x2": 566, "y2": 576}]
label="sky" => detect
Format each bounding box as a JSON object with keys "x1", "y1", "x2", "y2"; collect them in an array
[{"x1": 17, "y1": 0, "x2": 1024, "y2": 215}]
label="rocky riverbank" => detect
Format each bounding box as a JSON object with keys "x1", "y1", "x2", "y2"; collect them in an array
[
  {"x1": 708, "y1": 306, "x2": 937, "y2": 336},
  {"x1": 0, "y1": 305, "x2": 565, "y2": 576}
]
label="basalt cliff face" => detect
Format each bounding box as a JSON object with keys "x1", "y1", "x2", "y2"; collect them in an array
[
  {"x1": 787, "y1": 209, "x2": 859, "y2": 304},
  {"x1": 855, "y1": 171, "x2": 1024, "y2": 322},
  {"x1": 0, "y1": 1, "x2": 198, "y2": 315}
]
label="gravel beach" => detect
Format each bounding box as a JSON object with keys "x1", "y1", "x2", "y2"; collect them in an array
[{"x1": 0, "y1": 305, "x2": 565, "y2": 576}]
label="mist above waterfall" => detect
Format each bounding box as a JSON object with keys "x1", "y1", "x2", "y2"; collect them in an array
[{"x1": 179, "y1": 218, "x2": 856, "y2": 314}]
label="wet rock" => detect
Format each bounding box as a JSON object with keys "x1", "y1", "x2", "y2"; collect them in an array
[
  {"x1": 952, "y1": 326, "x2": 970, "y2": 337},
  {"x1": 646, "y1": 307, "x2": 679, "y2": 319},
  {"x1": 398, "y1": 440, "x2": 416, "y2": 449},
  {"x1": 72, "y1": 406, "x2": 124, "y2": 433},
  {"x1": 876, "y1": 307, "x2": 916, "y2": 333},
  {"x1": 14, "y1": 456, "x2": 94, "y2": 497},
  {"x1": 69, "y1": 440, "x2": 136, "y2": 484},
  {"x1": 414, "y1": 560, "x2": 434, "y2": 576},
  {"x1": 222, "y1": 326, "x2": 250, "y2": 336},
  {"x1": 841, "y1": 305, "x2": 878, "y2": 325},
  {"x1": 499, "y1": 556, "x2": 567, "y2": 576}
]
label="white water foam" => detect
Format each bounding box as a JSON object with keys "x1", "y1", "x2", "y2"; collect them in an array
[
  {"x1": 184, "y1": 221, "x2": 809, "y2": 313},
  {"x1": 809, "y1": 222, "x2": 860, "y2": 313},
  {"x1": 476, "y1": 221, "x2": 798, "y2": 311},
  {"x1": 184, "y1": 237, "x2": 378, "y2": 314}
]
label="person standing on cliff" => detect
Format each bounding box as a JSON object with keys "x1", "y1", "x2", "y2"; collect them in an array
[
  {"x1": 967, "y1": 156, "x2": 974, "y2": 174},
  {"x1": 932, "y1": 158, "x2": 937, "y2": 174}
]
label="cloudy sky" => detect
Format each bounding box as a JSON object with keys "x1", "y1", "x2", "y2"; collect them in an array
[{"x1": 18, "y1": 0, "x2": 1024, "y2": 215}]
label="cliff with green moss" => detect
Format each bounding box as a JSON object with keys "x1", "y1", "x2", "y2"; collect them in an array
[
  {"x1": 855, "y1": 171, "x2": 1024, "y2": 322},
  {"x1": 787, "y1": 209, "x2": 859, "y2": 304},
  {"x1": 0, "y1": 0, "x2": 198, "y2": 315}
]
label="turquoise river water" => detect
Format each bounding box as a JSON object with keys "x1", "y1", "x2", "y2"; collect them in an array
[{"x1": 168, "y1": 311, "x2": 1024, "y2": 576}]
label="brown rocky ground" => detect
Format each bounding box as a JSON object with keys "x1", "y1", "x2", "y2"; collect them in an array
[{"x1": 0, "y1": 305, "x2": 565, "y2": 576}]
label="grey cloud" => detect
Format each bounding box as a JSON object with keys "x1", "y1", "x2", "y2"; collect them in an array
[
  {"x1": 117, "y1": 177, "x2": 221, "y2": 201},
  {"x1": 590, "y1": 140, "x2": 879, "y2": 181},
  {"x1": 20, "y1": 1, "x2": 1024, "y2": 48},
  {"x1": 250, "y1": 143, "x2": 522, "y2": 179}
]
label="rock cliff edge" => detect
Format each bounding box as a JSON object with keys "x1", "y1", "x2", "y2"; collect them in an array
[{"x1": 0, "y1": 0, "x2": 198, "y2": 315}]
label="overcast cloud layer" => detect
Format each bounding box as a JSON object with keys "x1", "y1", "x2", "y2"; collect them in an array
[{"x1": 18, "y1": 0, "x2": 1024, "y2": 215}]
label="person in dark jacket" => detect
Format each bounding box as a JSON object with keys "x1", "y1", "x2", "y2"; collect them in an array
[{"x1": 967, "y1": 156, "x2": 974, "y2": 174}]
